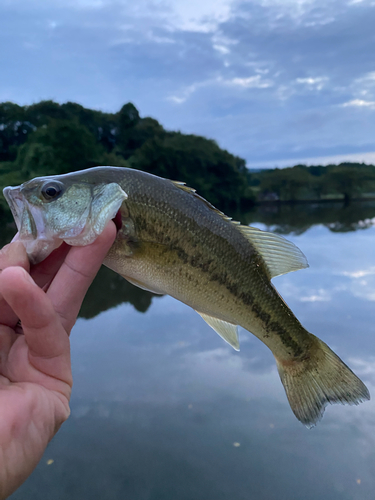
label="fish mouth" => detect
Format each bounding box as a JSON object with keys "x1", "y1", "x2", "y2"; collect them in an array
[
  {"x1": 3, "y1": 185, "x2": 49, "y2": 240},
  {"x1": 112, "y1": 209, "x2": 123, "y2": 231},
  {"x1": 3, "y1": 186, "x2": 25, "y2": 232},
  {"x1": 3, "y1": 185, "x2": 62, "y2": 264}
]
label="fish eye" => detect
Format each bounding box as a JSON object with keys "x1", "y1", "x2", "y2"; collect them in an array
[{"x1": 41, "y1": 181, "x2": 64, "y2": 201}]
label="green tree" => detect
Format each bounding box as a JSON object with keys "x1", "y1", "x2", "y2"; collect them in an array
[
  {"x1": 0, "y1": 99, "x2": 255, "y2": 214},
  {"x1": 0, "y1": 102, "x2": 34, "y2": 162},
  {"x1": 16, "y1": 119, "x2": 105, "y2": 177},
  {"x1": 324, "y1": 165, "x2": 375, "y2": 203},
  {"x1": 129, "y1": 132, "x2": 253, "y2": 211},
  {"x1": 260, "y1": 166, "x2": 310, "y2": 201}
]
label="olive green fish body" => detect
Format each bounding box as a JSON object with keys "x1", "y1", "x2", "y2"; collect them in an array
[
  {"x1": 3, "y1": 166, "x2": 370, "y2": 427},
  {"x1": 105, "y1": 170, "x2": 309, "y2": 361}
]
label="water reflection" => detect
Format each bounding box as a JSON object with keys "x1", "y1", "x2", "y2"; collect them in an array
[
  {"x1": 11, "y1": 291, "x2": 375, "y2": 500},
  {"x1": 241, "y1": 200, "x2": 375, "y2": 234},
  {"x1": 80, "y1": 266, "x2": 157, "y2": 317},
  {"x1": 7, "y1": 203, "x2": 375, "y2": 500},
  {"x1": 4, "y1": 204, "x2": 375, "y2": 500}
]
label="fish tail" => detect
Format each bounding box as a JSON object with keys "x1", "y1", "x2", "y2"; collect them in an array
[{"x1": 275, "y1": 334, "x2": 370, "y2": 428}]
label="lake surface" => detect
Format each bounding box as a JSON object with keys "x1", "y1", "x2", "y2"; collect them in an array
[{"x1": 9, "y1": 202, "x2": 375, "y2": 500}]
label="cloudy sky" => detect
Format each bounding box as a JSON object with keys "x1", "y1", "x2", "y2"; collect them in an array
[{"x1": 1, "y1": 0, "x2": 375, "y2": 167}]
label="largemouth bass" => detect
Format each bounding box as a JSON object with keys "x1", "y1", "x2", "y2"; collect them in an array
[{"x1": 3, "y1": 166, "x2": 370, "y2": 427}]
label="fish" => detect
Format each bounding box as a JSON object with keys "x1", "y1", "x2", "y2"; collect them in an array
[{"x1": 3, "y1": 166, "x2": 370, "y2": 427}]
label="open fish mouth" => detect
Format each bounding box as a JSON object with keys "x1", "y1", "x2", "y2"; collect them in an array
[
  {"x1": 3, "y1": 185, "x2": 47, "y2": 239},
  {"x1": 3, "y1": 185, "x2": 63, "y2": 263}
]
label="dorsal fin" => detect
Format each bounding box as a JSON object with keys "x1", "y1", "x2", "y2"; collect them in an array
[
  {"x1": 171, "y1": 180, "x2": 308, "y2": 279},
  {"x1": 171, "y1": 181, "x2": 197, "y2": 194},
  {"x1": 172, "y1": 180, "x2": 229, "y2": 218},
  {"x1": 237, "y1": 225, "x2": 308, "y2": 278}
]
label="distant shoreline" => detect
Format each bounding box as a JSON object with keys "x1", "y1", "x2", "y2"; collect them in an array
[{"x1": 255, "y1": 196, "x2": 375, "y2": 206}]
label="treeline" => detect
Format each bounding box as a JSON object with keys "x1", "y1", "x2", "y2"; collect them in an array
[
  {"x1": 1, "y1": 100, "x2": 375, "y2": 216},
  {"x1": 0, "y1": 100, "x2": 253, "y2": 213},
  {"x1": 251, "y1": 163, "x2": 375, "y2": 203}
]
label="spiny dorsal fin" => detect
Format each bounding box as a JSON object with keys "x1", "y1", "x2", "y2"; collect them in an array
[
  {"x1": 238, "y1": 225, "x2": 308, "y2": 279},
  {"x1": 197, "y1": 312, "x2": 240, "y2": 351},
  {"x1": 172, "y1": 180, "x2": 230, "y2": 218},
  {"x1": 171, "y1": 181, "x2": 196, "y2": 194},
  {"x1": 171, "y1": 180, "x2": 308, "y2": 279}
]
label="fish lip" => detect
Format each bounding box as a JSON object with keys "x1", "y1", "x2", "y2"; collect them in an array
[
  {"x1": 3, "y1": 186, "x2": 24, "y2": 231},
  {"x1": 3, "y1": 185, "x2": 41, "y2": 240}
]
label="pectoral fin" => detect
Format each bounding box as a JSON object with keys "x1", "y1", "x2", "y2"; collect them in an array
[{"x1": 197, "y1": 312, "x2": 240, "y2": 351}]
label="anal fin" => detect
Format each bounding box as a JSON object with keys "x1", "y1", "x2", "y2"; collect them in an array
[{"x1": 197, "y1": 312, "x2": 240, "y2": 351}]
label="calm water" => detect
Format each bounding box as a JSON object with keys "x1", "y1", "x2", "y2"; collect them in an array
[{"x1": 9, "y1": 202, "x2": 375, "y2": 500}]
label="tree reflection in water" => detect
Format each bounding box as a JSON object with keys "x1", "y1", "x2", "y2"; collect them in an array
[
  {"x1": 2, "y1": 200, "x2": 375, "y2": 319},
  {"x1": 80, "y1": 266, "x2": 158, "y2": 319},
  {"x1": 241, "y1": 200, "x2": 375, "y2": 234}
]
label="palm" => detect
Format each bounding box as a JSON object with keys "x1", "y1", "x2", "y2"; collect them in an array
[
  {"x1": 0, "y1": 222, "x2": 116, "y2": 499},
  {"x1": 0, "y1": 361, "x2": 70, "y2": 495},
  {"x1": 0, "y1": 330, "x2": 71, "y2": 444}
]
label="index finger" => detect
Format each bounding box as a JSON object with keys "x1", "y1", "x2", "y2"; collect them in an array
[
  {"x1": 0, "y1": 266, "x2": 72, "y2": 386},
  {"x1": 46, "y1": 222, "x2": 117, "y2": 333},
  {"x1": 0, "y1": 241, "x2": 30, "y2": 327}
]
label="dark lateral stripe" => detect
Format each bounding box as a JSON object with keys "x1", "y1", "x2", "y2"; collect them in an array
[{"x1": 135, "y1": 212, "x2": 304, "y2": 358}]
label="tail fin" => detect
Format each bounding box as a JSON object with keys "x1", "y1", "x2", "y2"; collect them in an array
[{"x1": 276, "y1": 334, "x2": 370, "y2": 428}]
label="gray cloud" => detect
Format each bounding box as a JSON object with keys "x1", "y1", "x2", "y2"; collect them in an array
[{"x1": 0, "y1": 0, "x2": 375, "y2": 165}]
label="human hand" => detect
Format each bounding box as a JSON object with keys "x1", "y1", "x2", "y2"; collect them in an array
[{"x1": 0, "y1": 222, "x2": 116, "y2": 499}]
